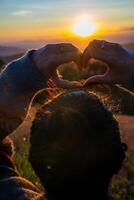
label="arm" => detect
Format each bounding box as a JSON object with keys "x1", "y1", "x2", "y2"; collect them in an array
[
  {"x1": 0, "y1": 43, "x2": 81, "y2": 141},
  {"x1": 0, "y1": 51, "x2": 46, "y2": 141}
]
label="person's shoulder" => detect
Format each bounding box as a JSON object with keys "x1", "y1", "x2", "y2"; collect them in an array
[{"x1": 0, "y1": 176, "x2": 45, "y2": 200}]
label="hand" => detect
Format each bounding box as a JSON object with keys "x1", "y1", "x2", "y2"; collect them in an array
[
  {"x1": 32, "y1": 43, "x2": 82, "y2": 88},
  {"x1": 82, "y1": 40, "x2": 134, "y2": 87}
]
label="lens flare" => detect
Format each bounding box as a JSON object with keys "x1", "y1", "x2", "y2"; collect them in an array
[{"x1": 73, "y1": 18, "x2": 97, "y2": 37}]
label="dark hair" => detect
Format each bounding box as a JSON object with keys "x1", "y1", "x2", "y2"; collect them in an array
[{"x1": 29, "y1": 90, "x2": 126, "y2": 200}]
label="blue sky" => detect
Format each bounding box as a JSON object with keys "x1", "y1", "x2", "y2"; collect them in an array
[{"x1": 0, "y1": 0, "x2": 134, "y2": 44}]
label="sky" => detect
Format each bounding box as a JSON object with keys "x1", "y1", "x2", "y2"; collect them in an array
[{"x1": 0, "y1": 0, "x2": 134, "y2": 48}]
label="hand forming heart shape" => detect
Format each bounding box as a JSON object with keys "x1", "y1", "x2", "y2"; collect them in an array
[{"x1": 32, "y1": 40, "x2": 134, "y2": 89}]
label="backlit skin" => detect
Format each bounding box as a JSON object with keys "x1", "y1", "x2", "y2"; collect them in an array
[
  {"x1": 0, "y1": 40, "x2": 134, "y2": 140},
  {"x1": 32, "y1": 43, "x2": 82, "y2": 88},
  {"x1": 0, "y1": 43, "x2": 82, "y2": 140},
  {"x1": 82, "y1": 40, "x2": 134, "y2": 91}
]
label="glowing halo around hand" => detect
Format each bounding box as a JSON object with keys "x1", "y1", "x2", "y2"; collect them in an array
[{"x1": 73, "y1": 18, "x2": 97, "y2": 37}]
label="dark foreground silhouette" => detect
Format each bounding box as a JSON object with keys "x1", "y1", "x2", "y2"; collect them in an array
[
  {"x1": 0, "y1": 90, "x2": 127, "y2": 199},
  {"x1": 29, "y1": 90, "x2": 127, "y2": 200}
]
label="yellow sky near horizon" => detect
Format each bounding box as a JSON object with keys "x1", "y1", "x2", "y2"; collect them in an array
[{"x1": 0, "y1": 0, "x2": 134, "y2": 48}]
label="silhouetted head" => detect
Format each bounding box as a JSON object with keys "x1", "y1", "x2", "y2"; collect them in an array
[{"x1": 29, "y1": 90, "x2": 126, "y2": 200}]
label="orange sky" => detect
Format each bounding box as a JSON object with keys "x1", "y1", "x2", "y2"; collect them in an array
[{"x1": 0, "y1": 0, "x2": 134, "y2": 48}]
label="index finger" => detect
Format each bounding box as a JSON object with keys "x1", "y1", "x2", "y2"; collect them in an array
[
  {"x1": 50, "y1": 44, "x2": 82, "y2": 71},
  {"x1": 81, "y1": 46, "x2": 91, "y2": 69},
  {"x1": 51, "y1": 70, "x2": 82, "y2": 89},
  {"x1": 82, "y1": 40, "x2": 110, "y2": 69}
]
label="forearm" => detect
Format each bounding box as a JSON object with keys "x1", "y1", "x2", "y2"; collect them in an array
[{"x1": 0, "y1": 51, "x2": 46, "y2": 141}]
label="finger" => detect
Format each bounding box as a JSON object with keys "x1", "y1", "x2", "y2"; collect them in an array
[
  {"x1": 75, "y1": 54, "x2": 82, "y2": 70},
  {"x1": 82, "y1": 40, "x2": 110, "y2": 69},
  {"x1": 47, "y1": 80, "x2": 52, "y2": 88},
  {"x1": 81, "y1": 41, "x2": 92, "y2": 69},
  {"x1": 83, "y1": 73, "x2": 112, "y2": 86},
  {"x1": 81, "y1": 48, "x2": 91, "y2": 69},
  {"x1": 68, "y1": 81, "x2": 83, "y2": 89},
  {"x1": 58, "y1": 51, "x2": 81, "y2": 68},
  {"x1": 55, "y1": 80, "x2": 82, "y2": 89},
  {"x1": 50, "y1": 45, "x2": 82, "y2": 71},
  {"x1": 81, "y1": 40, "x2": 101, "y2": 69},
  {"x1": 51, "y1": 70, "x2": 61, "y2": 84},
  {"x1": 51, "y1": 70, "x2": 66, "y2": 88},
  {"x1": 51, "y1": 70, "x2": 82, "y2": 89},
  {"x1": 47, "y1": 79, "x2": 56, "y2": 88}
]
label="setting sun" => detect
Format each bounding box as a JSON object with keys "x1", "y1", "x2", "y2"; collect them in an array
[{"x1": 73, "y1": 18, "x2": 97, "y2": 37}]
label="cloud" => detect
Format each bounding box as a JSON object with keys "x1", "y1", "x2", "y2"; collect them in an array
[{"x1": 12, "y1": 10, "x2": 32, "y2": 17}]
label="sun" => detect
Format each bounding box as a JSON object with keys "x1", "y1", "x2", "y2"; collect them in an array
[{"x1": 73, "y1": 18, "x2": 97, "y2": 37}]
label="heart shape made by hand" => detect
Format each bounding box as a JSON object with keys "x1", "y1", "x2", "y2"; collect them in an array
[{"x1": 33, "y1": 40, "x2": 134, "y2": 90}]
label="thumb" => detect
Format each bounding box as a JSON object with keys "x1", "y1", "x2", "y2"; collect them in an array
[
  {"x1": 83, "y1": 73, "x2": 112, "y2": 86},
  {"x1": 51, "y1": 70, "x2": 82, "y2": 89}
]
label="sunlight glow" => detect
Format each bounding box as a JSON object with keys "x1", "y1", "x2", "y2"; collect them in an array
[{"x1": 73, "y1": 17, "x2": 97, "y2": 37}]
